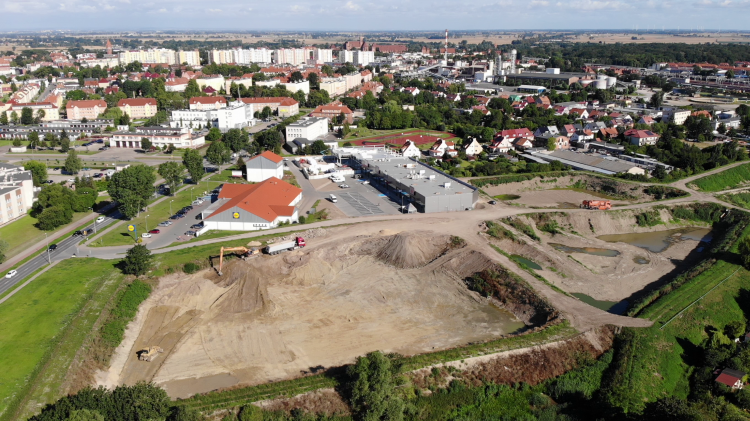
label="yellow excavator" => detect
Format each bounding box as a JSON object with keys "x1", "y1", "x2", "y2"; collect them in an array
[
  {"x1": 217, "y1": 246, "x2": 260, "y2": 275},
  {"x1": 138, "y1": 346, "x2": 163, "y2": 362}
]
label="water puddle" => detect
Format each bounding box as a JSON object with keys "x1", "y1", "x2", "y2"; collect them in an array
[
  {"x1": 572, "y1": 293, "x2": 629, "y2": 315},
  {"x1": 511, "y1": 255, "x2": 542, "y2": 270},
  {"x1": 549, "y1": 243, "x2": 621, "y2": 257},
  {"x1": 597, "y1": 227, "x2": 712, "y2": 253},
  {"x1": 633, "y1": 256, "x2": 650, "y2": 265}
]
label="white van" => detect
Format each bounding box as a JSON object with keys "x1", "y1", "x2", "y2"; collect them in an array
[
  {"x1": 330, "y1": 174, "x2": 345, "y2": 183},
  {"x1": 329, "y1": 194, "x2": 338, "y2": 203}
]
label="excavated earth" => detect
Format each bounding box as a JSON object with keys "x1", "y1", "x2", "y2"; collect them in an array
[{"x1": 99, "y1": 230, "x2": 551, "y2": 399}]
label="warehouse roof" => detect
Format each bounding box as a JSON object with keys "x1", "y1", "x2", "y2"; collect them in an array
[
  {"x1": 207, "y1": 177, "x2": 301, "y2": 222},
  {"x1": 530, "y1": 150, "x2": 642, "y2": 175}
]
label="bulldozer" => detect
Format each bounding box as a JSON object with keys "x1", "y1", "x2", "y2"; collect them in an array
[
  {"x1": 138, "y1": 346, "x2": 163, "y2": 362},
  {"x1": 217, "y1": 246, "x2": 261, "y2": 275}
]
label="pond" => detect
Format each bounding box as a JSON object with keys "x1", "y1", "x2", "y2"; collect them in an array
[
  {"x1": 597, "y1": 227, "x2": 712, "y2": 253},
  {"x1": 549, "y1": 243, "x2": 621, "y2": 257},
  {"x1": 510, "y1": 255, "x2": 542, "y2": 270},
  {"x1": 572, "y1": 293, "x2": 629, "y2": 315}
]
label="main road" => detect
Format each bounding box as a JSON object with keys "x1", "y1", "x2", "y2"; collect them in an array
[{"x1": 0, "y1": 213, "x2": 118, "y2": 296}]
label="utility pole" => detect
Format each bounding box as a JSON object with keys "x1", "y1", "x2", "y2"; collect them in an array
[{"x1": 45, "y1": 232, "x2": 51, "y2": 264}]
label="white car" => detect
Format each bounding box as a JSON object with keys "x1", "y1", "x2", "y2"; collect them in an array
[
  {"x1": 141, "y1": 233, "x2": 152, "y2": 238},
  {"x1": 5, "y1": 270, "x2": 17, "y2": 279},
  {"x1": 96, "y1": 216, "x2": 105, "y2": 223}
]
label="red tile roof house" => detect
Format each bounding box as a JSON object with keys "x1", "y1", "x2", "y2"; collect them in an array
[
  {"x1": 429, "y1": 139, "x2": 457, "y2": 158},
  {"x1": 625, "y1": 129, "x2": 660, "y2": 146},
  {"x1": 189, "y1": 97, "x2": 227, "y2": 111},
  {"x1": 201, "y1": 178, "x2": 302, "y2": 231},
  {"x1": 66, "y1": 100, "x2": 107, "y2": 120},
  {"x1": 715, "y1": 368, "x2": 745, "y2": 390},
  {"x1": 638, "y1": 116, "x2": 655, "y2": 125},
  {"x1": 117, "y1": 98, "x2": 157, "y2": 119},
  {"x1": 310, "y1": 104, "x2": 354, "y2": 124},
  {"x1": 496, "y1": 128, "x2": 534, "y2": 143}
]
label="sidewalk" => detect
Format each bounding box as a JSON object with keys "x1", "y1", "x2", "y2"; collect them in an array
[{"x1": 0, "y1": 202, "x2": 117, "y2": 274}]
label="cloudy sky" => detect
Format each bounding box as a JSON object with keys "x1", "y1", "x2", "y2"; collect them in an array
[{"x1": 1, "y1": 0, "x2": 749, "y2": 31}]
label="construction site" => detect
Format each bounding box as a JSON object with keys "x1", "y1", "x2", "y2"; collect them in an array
[{"x1": 98, "y1": 226, "x2": 554, "y2": 399}]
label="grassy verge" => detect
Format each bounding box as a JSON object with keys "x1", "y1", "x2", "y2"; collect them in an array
[
  {"x1": 0, "y1": 211, "x2": 93, "y2": 262},
  {"x1": 0, "y1": 259, "x2": 123, "y2": 421},
  {"x1": 90, "y1": 185, "x2": 200, "y2": 247},
  {"x1": 690, "y1": 162, "x2": 750, "y2": 192}
]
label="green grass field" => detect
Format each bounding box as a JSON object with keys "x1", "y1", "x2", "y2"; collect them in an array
[
  {"x1": 718, "y1": 192, "x2": 750, "y2": 210},
  {"x1": 0, "y1": 211, "x2": 93, "y2": 262},
  {"x1": 0, "y1": 259, "x2": 123, "y2": 420},
  {"x1": 691, "y1": 163, "x2": 750, "y2": 192}
]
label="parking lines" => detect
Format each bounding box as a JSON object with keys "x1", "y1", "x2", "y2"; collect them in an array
[{"x1": 339, "y1": 192, "x2": 385, "y2": 215}]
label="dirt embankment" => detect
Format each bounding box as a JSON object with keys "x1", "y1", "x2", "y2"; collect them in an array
[
  {"x1": 486, "y1": 209, "x2": 711, "y2": 302},
  {"x1": 482, "y1": 174, "x2": 686, "y2": 208},
  {"x1": 101, "y1": 229, "x2": 552, "y2": 399}
]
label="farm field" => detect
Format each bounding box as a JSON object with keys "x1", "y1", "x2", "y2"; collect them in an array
[
  {"x1": 691, "y1": 163, "x2": 750, "y2": 191},
  {"x1": 0, "y1": 259, "x2": 123, "y2": 420}
]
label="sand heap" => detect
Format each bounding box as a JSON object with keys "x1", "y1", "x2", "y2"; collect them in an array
[{"x1": 367, "y1": 231, "x2": 453, "y2": 269}]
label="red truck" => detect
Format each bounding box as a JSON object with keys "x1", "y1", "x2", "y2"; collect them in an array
[
  {"x1": 581, "y1": 200, "x2": 612, "y2": 210},
  {"x1": 264, "y1": 237, "x2": 306, "y2": 255}
]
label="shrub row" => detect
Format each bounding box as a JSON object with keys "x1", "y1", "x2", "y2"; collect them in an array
[{"x1": 100, "y1": 280, "x2": 152, "y2": 348}]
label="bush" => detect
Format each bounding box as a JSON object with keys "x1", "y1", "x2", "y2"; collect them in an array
[
  {"x1": 539, "y1": 221, "x2": 562, "y2": 235},
  {"x1": 506, "y1": 217, "x2": 540, "y2": 241},
  {"x1": 100, "y1": 280, "x2": 152, "y2": 348},
  {"x1": 486, "y1": 220, "x2": 519, "y2": 243},
  {"x1": 636, "y1": 211, "x2": 661, "y2": 227},
  {"x1": 183, "y1": 262, "x2": 200, "y2": 274},
  {"x1": 298, "y1": 215, "x2": 306, "y2": 224}
]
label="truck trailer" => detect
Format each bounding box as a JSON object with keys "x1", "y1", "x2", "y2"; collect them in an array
[
  {"x1": 581, "y1": 200, "x2": 612, "y2": 210},
  {"x1": 264, "y1": 237, "x2": 306, "y2": 255}
]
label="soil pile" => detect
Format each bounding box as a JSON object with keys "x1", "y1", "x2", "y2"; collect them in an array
[
  {"x1": 211, "y1": 262, "x2": 272, "y2": 315},
  {"x1": 373, "y1": 231, "x2": 452, "y2": 268}
]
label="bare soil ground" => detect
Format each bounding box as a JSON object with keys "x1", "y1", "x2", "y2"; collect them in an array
[
  {"x1": 101, "y1": 230, "x2": 529, "y2": 398},
  {"x1": 492, "y1": 209, "x2": 711, "y2": 302}
]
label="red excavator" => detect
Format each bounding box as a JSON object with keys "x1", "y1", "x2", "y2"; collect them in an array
[{"x1": 581, "y1": 200, "x2": 611, "y2": 210}]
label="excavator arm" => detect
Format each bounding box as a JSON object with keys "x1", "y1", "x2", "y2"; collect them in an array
[{"x1": 218, "y1": 247, "x2": 249, "y2": 275}]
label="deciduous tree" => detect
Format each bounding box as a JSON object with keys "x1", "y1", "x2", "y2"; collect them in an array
[
  {"x1": 64, "y1": 149, "x2": 82, "y2": 174},
  {"x1": 23, "y1": 160, "x2": 47, "y2": 186},
  {"x1": 206, "y1": 141, "x2": 232, "y2": 166},
  {"x1": 121, "y1": 245, "x2": 153, "y2": 276},
  {"x1": 182, "y1": 148, "x2": 205, "y2": 183},
  {"x1": 157, "y1": 161, "x2": 184, "y2": 196},
  {"x1": 108, "y1": 165, "x2": 156, "y2": 219}
]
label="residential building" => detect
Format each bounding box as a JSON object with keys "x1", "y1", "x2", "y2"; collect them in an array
[
  {"x1": 400, "y1": 141, "x2": 422, "y2": 158},
  {"x1": 285, "y1": 117, "x2": 328, "y2": 143},
  {"x1": 117, "y1": 98, "x2": 157, "y2": 119},
  {"x1": 496, "y1": 128, "x2": 534, "y2": 143},
  {"x1": 281, "y1": 80, "x2": 310, "y2": 96},
  {"x1": 624, "y1": 129, "x2": 660, "y2": 146},
  {"x1": 353, "y1": 50, "x2": 375, "y2": 67},
  {"x1": 170, "y1": 103, "x2": 254, "y2": 132},
  {"x1": 463, "y1": 138, "x2": 484, "y2": 156},
  {"x1": 429, "y1": 139, "x2": 457, "y2": 158},
  {"x1": 110, "y1": 126, "x2": 205, "y2": 149},
  {"x1": 66, "y1": 100, "x2": 107, "y2": 120},
  {"x1": 274, "y1": 48, "x2": 306, "y2": 66},
  {"x1": 0, "y1": 163, "x2": 35, "y2": 226},
  {"x1": 310, "y1": 103, "x2": 354, "y2": 124},
  {"x1": 118, "y1": 48, "x2": 199, "y2": 66},
  {"x1": 339, "y1": 50, "x2": 355, "y2": 63},
  {"x1": 196, "y1": 75, "x2": 225, "y2": 92},
  {"x1": 246, "y1": 151, "x2": 284, "y2": 182},
  {"x1": 176, "y1": 50, "x2": 201, "y2": 66},
  {"x1": 165, "y1": 77, "x2": 189, "y2": 92},
  {"x1": 662, "y1": 109, "x2": 691, "y2": 125},
  {"x1": 201, "y1": 178, "x2": 302, "y2": 231},
  {"x1": 715, "y1": 369, "x2": 745, "y2": 390},
  {"x1": 319, "y1": 77, "x2": 347, "y2": 97},
  {"x1": 638, "y1": 116, "x2": 655, "y2": 125},
  {"x1": 239, "y1": 97, "x2": 299, "y2": 117},
  {"x1": 4, "y1": 102, "x2": 59, "y2": 122},
  {"x1": 189, "y1": 97, "x2": 227, "y2": 110}
]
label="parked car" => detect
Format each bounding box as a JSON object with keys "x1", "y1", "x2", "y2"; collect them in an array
[
  {"x1": 175, "y1": 214, "x2": 185, "y2": 219},
  {"x1": 170, "y1": 215, "x2": 180, "y2": 220},
  {"x1": 362, "y1": 180, "x2": 370, "y2": 185},
  {"x1": 183, "y1": 205, "x2": 193, "y2": 211},
  {"x1": 190, "y1": 224, "x2": 203, "y2": 229},
  {"x1": 82, "y1": 167, "x2": 91, "y2": 171},
  {"x1": 148, "y1": 229, "x2": 160, "y2": 234},
  {"x1": 67, "y1": 178, "x2": 75, "y2": 183},
  {"x1": 191, "y1": 200, "x2": 203, "y2": 206},
  {"x1": 93, "y1": 173, "x2": 102, "y2": 178},
  {"x1": 141, "y1": 233, "x2": 152, "y2": 238},
  {"x1": 185, "y1": 230, "x2": 196, "y2": 236},
  {"x1": 96, "y1": 216, "x2": 105, "y2": 223},
  {"x1": 339, "y1": 184, "x2": 350, "y2": 189},
  {"x1": 158, "y1": 221, "x2": 172, "y2": 227},
  {"x1": 48, "y1": 244, "x2": 57, "y2": 251},
  {"x1": 96, "y1": 139, "x2": 104, "y2": 143},
  {"x1": 5, "y1": 270, "x2": 17, "y2": 279}
]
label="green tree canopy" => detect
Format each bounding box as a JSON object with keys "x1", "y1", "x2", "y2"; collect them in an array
[
  {"x1": 121, "y1": 245, "x2": 153, "y2": 276},
  {"x1": 64, "y1": 149, "x2": 83, "y2": 174},
  {"x1": 222, "y1": 128, "x2": 249, "y2": 153},
  {"x1": 182, "y1": 148, "x2": 205, "y2": 183},
  {"x1": 24, "y1": 160, "x2": 48, "y2": 186},
  {"x1": 157, "y1": 161, "x2": 184, "y2": 196},
  {"x1": 206, "y1": 141, "x2": 232, "y2": 166},
  {"x1": 108, "y1": 165, "x2": 156, "y2": 219},
  {"x1": 205, "y1": 127, "x2": 222, "y2": 142}
]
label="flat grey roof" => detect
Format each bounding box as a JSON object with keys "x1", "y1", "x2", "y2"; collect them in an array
[
  {"x1": 287, "y1": 117, "x2": 327, "y2": 128},
  {"x1": 0, "y1": 186, "x2": 19, "y2": 195},
  {"x1": 358, "y1": 155, "x2": 476, "y2": 198},
  {"x1": 507, "y1": 72, "x2": 587, "y2": 81},
  {"x1": 530, "y1": 150, "x2": 638, "y2": 175}
]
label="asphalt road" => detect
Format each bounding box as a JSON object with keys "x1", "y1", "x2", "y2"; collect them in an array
[{"x1": 0, "y1": 213, "x2": 118, "y2": 296}]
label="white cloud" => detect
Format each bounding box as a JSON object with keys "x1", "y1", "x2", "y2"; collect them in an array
[{"x1": 343, "y1": 1, "x2": 360, "y2": 10}]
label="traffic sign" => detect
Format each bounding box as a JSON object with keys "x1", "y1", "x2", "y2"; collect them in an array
[{"x1": 127, "y1": 224, "x2": 135, "y2": 232}]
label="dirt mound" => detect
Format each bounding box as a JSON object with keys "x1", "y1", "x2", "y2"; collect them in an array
[
  {"x1": 211, "y1": 262, "x2": 272, "y2": 315},
  {"x1": 374, "y1": 231, "x2": 452, "y2": 268}
]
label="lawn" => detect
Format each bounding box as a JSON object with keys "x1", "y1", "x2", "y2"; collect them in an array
[
  {"x1": 691, "y1": 163, "x2": 750, "y2": 192},
  {"x1": 0, "y1": 259, "x2": 122, "y2": 421},
  {"x1": 89, "y1": 184, "x2": 203, "y2": 247},
  {"x1": 718, "y1": 192, "x2": 750, "y2": 210},
  {"x1": 0, "y1": 211, "x2": 93, "y2": 262}
]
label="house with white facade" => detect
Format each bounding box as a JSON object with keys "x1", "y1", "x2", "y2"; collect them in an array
[{"x1": 246, "y1": 151, "x2": 284, "y2": 182}]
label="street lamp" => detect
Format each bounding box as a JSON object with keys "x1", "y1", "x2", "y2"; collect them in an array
[
  {"x1": 145, "y1": 214, "x2": 150, "y2": 232},
  {"x1": 170, "y1": 200, "x2": 174, "y2": 216},
  {"x1": 190, "y1": 188, "x2": 194, "y2": 202}
]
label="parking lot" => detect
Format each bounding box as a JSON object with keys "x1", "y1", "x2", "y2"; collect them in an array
[{"x1": 321, "y1": 176, "x2": 401, "y2": 217}]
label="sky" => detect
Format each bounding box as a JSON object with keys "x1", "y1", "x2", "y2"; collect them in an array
[{"x1": 1, "y1": 0, "x2": 750, "y2": 31}]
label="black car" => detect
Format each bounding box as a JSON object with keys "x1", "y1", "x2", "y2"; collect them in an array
[
  {"x1": 183, "y1": 205, "x2": 193, "y2": 211},
  {"x1": 170, "y1": 214, "x2": 181, "y2": 220},
  {"x1": 190, "y1": 224, "x2": 203, "y2": 229},
  {"x1": 48, "y1": 244, "x2": 57, "y2": 251}
]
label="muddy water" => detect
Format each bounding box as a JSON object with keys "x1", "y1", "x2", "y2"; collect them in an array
[
  {"x1": 549, "y1": 243, "x2": 621, "y2": 257},
  {"x1": 597, "y1": 227, "x2": 712, "y2": 253},
  {"x1": 572, "y1": 293, "x2": 629, "y2": 315},
  {"x1": 511, "y1": 255, "x2": 542, "y2": 270},
  {"x1": 481, "y1": 304, "x2": 527, "y2": 334}
]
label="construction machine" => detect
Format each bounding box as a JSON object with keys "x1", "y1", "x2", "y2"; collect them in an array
[
  {"x1": 581, "y1": 200, "x2": 612, "y2": 210},
  {"x1": 138, "y1": 346, "x2": 163, "y2": 362},
  {"x1": 217, "y1": 246, "x2": 261, "y2": 275}
]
